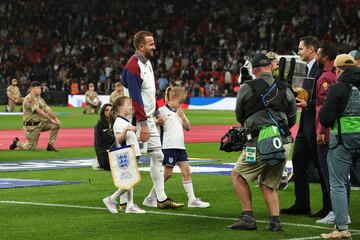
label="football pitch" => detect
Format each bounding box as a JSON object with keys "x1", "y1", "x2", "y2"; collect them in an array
[{"x1": 1, "y1": 106, "x2": 360, "y2": 240}]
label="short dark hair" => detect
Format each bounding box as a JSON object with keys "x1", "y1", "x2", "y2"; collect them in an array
[
  {"x1": 133, "y1": 31, "x2": 153, "y2": 49},
  {"x1": 319, "y1": 44, "x2": 337, "y2": 61},
  {"x1": 300, "y1": 36, "x2": 320, "y2": 51}
]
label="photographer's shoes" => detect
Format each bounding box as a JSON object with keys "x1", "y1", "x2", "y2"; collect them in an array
[{"x1": 227, "y1": 215, "x2": 257, "y2": 230}]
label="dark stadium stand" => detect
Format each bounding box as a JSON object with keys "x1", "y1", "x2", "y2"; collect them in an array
[{"x1": 0, "y1": 0, "x2": 359, "y2": 104}]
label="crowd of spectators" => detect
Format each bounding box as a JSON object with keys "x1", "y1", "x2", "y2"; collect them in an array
[{"x1": 0, "y1": 0, "x2": 359, "y2": 98}]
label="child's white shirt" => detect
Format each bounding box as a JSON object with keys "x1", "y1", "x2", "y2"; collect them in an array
[
  {"x1": 113, "y1": 116, "x2": 141, "y2": 156},
  {"x1": 158, "y1": 105, "x2": 185, "y2": 150}
]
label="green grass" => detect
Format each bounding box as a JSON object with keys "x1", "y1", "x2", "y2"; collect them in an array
[
  {"x1": 1, "y1": 167, "x2": 359, "y2": 240},
  {"x1": 0, "y1": 106, "x2": 237, "y2": 130},
  {"x1": 0, "y1": 143, "x2": 239, "y2": 163},
  {"x1": 1, "y1": 143, "x2": 360, "y2": 240},
  {"x1": 0, "y1": 147, "x2": 95, "y2": 162},
  {"x1": 1, "y1": 106, "x2": 359, "y2": 240}
]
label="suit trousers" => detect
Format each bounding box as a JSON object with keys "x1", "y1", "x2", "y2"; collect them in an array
[{"x1": 292, "y1": 131, "x2": 330, "y2": 210}]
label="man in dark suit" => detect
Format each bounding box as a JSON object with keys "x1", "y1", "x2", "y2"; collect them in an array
[{"x1": 281, "y1": 36, "x2": 330, "y2": 218}]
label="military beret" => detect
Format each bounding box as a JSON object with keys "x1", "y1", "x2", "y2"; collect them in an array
[{"x1": 30, "y1": 81, "x2": 41, "y2": 87}]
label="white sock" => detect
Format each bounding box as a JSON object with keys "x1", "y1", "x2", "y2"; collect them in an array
[
  {"x1": 149, "y1": 152, "x2": 167, "y2": 201},
  {"x1": 183, "y1": 181, "x2": 196, "y2": 201},
  {"x1": 127, "y1": 188, "x2": 134, "y2": 207},
  {"x1": 110, "y1": 189, "x2": 126, "y2": 202},
  {"x1": 147, "y1": 186, "x2": 157, "y2": 199},
  {"x1": 119, "y1": 192, "x2": 128, "y2": 205}
]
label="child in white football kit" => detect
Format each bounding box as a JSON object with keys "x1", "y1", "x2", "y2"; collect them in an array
[
  {"x1": 102, "y1": 96, "x2": 145, "y2": 214},
  {"x1": 148, "y1": 87, "x2": 210, "y2": 208}
]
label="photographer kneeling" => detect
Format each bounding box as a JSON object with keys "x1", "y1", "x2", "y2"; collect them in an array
[{"x1": 228, "y1": 54, "x2": 297, "y2": 231}]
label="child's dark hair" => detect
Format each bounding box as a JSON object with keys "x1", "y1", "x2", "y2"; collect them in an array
[{"x1": 109, "y1": 96, "x2": 131, "y2": 126}]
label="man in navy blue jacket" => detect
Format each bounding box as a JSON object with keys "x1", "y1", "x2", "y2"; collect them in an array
[{"x1": 281, "y1": 36, "x2": 330, "y2": 218}]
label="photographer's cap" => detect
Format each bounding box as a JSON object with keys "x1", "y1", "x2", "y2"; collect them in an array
[
  {"x1": 334, "y1": 54, "x2": 355, "y2": 67},
  {"x1": 251, "y1": 54, "x2": 272, "y2": 68}
]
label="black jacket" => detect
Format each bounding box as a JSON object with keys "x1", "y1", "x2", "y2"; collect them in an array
[
  {"x1": 94, "y1": 116, "x2": 115, "y2": 170},
  {"x1": 298, "y1": 60, "x2": 323, "y2": 135},
  {"x1": 319, "y1": 67, "x2": 360, "y2": 128}
]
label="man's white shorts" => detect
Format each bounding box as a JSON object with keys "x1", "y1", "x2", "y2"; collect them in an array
[{"x1": 136, "y1": 117, "x2": 161, "y2": 152}]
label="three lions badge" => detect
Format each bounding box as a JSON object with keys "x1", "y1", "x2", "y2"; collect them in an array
[{"x1": 108, "y1": 145, "x2": 141, "y2": 189}]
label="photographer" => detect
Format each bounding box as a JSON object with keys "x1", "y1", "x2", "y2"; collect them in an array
[
  {"x1": 319, "y1": 54, "x2": 359, "y2": 239},
  {"x1": 228, "y1": 54, "x2": 297, "y2": 232}
]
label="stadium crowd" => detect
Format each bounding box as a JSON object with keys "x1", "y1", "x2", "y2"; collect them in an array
[{"x1": 0, "y1": 0, "x2": 359, "y2": 97}]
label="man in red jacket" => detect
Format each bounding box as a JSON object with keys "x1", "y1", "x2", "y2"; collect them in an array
[{"x1": 314, "y1": 44, "x2": 338, "y2": 224}]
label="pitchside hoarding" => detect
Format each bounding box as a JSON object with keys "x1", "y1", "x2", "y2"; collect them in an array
[{"x1": 68, "y1": 95, "x2": 237, "y2": 110}]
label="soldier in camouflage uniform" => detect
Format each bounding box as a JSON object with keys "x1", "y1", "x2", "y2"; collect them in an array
[
  {"x1": 109, "y1": 82, "x2": 123, "y2": 105},
  {"x1": 6, "y1": 78, "x2": 23, "y2": 112},
  {"x1": 84, "y1": 83, "x2": 102, "y2": 114},
  {"x1": 10, "y1": 81, "x2": 61, "y2": 151}
]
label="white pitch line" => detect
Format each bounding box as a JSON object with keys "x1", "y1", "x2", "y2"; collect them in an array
[
  {"x1": 145, "y1": 210, "x2": 333, "y2": 231},
  {"x1": 0, "y1": 200, "x2": 105, "y2": 211},
  {"x1": 0, "y1": 200, "x2": 358, "y2": 235},
  {"x1": 282, "y1": 231, "x2": 360, "y2": 240}
]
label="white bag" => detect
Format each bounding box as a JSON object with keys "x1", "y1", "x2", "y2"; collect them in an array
[{"x1": 108, "y1": 145, "x2": 141, "y2": 189}]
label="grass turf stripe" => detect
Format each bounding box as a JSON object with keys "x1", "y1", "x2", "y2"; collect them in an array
[{"x1": 0, "y1": 200, "x2": 343, "y2": 232}]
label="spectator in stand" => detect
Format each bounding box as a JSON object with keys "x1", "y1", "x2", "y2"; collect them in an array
[
  {"x1": 0, "y1": 0, "x2": 358, "y2": 101},
  {"x1": 157, "y1": 74, "x2": 169, "y2": 92},
  {"x1": 70, "y1": 79, "x2": 80, "y2": 95}
]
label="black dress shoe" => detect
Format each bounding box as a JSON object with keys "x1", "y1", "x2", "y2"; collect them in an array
[
  {"x1": 280, "y1": 205, "x2": 311, "y2": 215},
  {"x1": 47, "y1": 144, "x2": 59, "y2": 152},
  {"x1": 310, "y1": 209, "x2": 330, "y2": 218}
]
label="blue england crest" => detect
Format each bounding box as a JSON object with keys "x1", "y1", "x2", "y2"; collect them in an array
[{"x1": 116, "y1": 152, "x2": 130, "y2": 170}]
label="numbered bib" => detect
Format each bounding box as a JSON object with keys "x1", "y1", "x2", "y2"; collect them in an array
[{"x1": 257, "y1": 125, "x2": 285, "y2": 165}]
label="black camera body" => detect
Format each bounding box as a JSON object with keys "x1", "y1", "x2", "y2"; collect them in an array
[{"x1": 220, "y1": 126, "x2": 247, "y2": 152}]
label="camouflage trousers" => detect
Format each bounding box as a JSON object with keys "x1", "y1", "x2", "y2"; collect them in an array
[
  {"x1": 17, "y1": 120, "x2": 60, "y2": 150},
  {"x1": 7, "y1": 99, "x2": 23, "y2": 112},
  {"x1": 84, "y1": 102, "x2": 102, "y2": 114}
]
